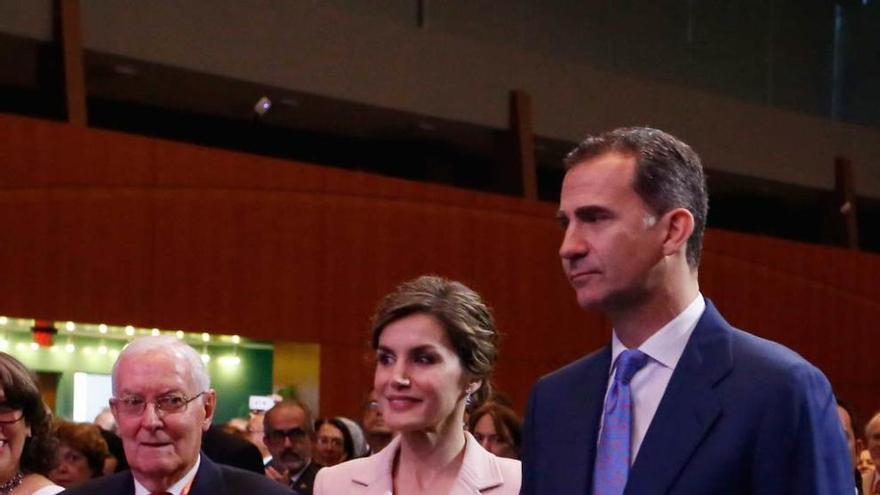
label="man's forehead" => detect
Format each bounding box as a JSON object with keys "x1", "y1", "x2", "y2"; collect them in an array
[
  {"x1": 268, "y1": 405, "x2": 306, "y2": 427},
  {"x1": 115, "y1": 351, "x2": 194, "y2": 392},
  {"x1": 559, "y1": 154, "x2": 639, "y2": 210}
]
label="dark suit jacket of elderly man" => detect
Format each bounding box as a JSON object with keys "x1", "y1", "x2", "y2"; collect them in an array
[
  {"x1": 520, "y1": 300, "x2": 852, "y2": 495},
  {"x1": 60, "y1": 453, "x2": 294, "y2": 495}
]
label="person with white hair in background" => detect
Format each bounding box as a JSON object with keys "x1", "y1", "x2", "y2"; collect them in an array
[{"x1": 60, "y1": 335, "x2": 292, "y2": 495}]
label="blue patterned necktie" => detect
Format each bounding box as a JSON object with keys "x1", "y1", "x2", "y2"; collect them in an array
[{"x1": 593, "y1": 348, "x2": 649, "y2": 495}]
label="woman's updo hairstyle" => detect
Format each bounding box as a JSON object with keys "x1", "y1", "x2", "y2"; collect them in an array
[{"x1": 371, "y1": 275, "x2": 499, "y2": 406}]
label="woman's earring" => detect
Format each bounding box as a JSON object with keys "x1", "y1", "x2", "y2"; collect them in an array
[{"x1": 465, "y1": 391, "x2": 473, "y2": 407}]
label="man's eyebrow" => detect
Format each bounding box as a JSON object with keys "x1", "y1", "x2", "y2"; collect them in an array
[{"x1": 573, "y1": 205, "x2": 613, "y2": 218}]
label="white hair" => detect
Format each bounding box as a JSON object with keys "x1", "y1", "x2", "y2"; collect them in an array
[{"x1": 112, "y1": 335, "x2": 210, "y2": 395}]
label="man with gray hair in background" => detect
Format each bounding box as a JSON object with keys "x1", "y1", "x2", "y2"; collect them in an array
[{"x1": 62, "y1": 336, "x2": 292, "y2": 495}]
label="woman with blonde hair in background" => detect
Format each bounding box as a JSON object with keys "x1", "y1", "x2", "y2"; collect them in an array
[{"x1": 314, "y1": 275, "x2": 520, "y2": 494}]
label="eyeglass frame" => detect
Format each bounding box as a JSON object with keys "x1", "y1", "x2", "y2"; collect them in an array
[
  {"x1": 264, "y1": 426, "x2": 310, "y2": 444},
  {"x1": 109, "y1": 391, "x2": 206, "y2": 417},
  {"x1": 0, "y1": 404, "x2": 24, "y2": 425}
]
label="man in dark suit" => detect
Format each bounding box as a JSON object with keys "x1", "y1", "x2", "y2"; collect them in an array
[
  {"x1": 62, "y1": 335, "x2": 291, "y2": 495},
  {"x1": 521, "y1": 127, "x2": 851, "y2": 494},
  {"x1": 263, "y1": 399, "x2": 322, "y2": 495}
]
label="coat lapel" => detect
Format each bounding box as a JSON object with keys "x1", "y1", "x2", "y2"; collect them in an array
[
  {"x1": 350, "y1": 435, "x2": 398, "y2": 494},
  {"x1": 574, "y1": 346, "x2": 613, "y2": 493},
  {"x1": 456, "y1": 432, "x2": 506, "y2": 494},
  {"x1": 189, "y1": 454, "x2": 224, "y2": 495},
  {"x1": 624, "y1": 301, "x2": 732, "y2": 495}
]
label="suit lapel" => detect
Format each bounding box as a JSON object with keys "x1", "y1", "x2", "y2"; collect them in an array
[
  {"x1": 188, "y1": 454, "x2": 223, "y2": 495},
  {"x1": 456, "y1": 432, "x2": 505, "y2": 494},
  {"x1": 574, "y1": 346, "x2": 613, "y2": 493},
  {"x1": 624, "y1": 301, "x2": 732, "y2": 495},
  {"x1": 350, "y1": 435, "x2": 398, "y2": 494}
]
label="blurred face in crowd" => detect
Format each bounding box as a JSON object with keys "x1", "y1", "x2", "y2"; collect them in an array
[
  {"x1": 866, "y1": 415, "x2": 880, "y2": 467},
  {"x1": 375, "y1": 313, "x2": 474, "y2": 434},
  {"x1": 264, "y1": 405, "x2": 311, "y2": 474},
  {"x1": 48, "y1": 443, "x2": 94, "y2": 487},
  {"x1": 0, "y1": 387, "x2": 30, "y2": 482},
  {"x1": 362, "y1": 391, "x2": 390, "y2": 436},
  {"x1": 859, "y1": 449, "x2": 876, "y2": 477},
  {"x1": 314, "y1": 422, "x2": 346, "y2": 467},
  {"x1": 112, "y1": 350, "x2": 215, "y2": 491},
  {"x1": 558, "y1": 153, "x2": 669, "y2": 312},
  {"x1": 837, "y1": 405, "x2": 857, "y2": 467},
  {"x1": 472, "y1": 412, "x2": 517, "y2": 459}
]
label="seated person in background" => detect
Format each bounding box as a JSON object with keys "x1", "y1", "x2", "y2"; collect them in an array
[
  {"x1": 335, "y1": 417, "x2": 368, "y2": 459},
  {"x1": 0, "y1": 352, "x2": 63, "y2": 495},
  {"x1": 314, "y1": 275, "x2": 521, "y2": 494},
  {"x1": 837, "y1": 399, "x2": 863, "y2": 494},
  {"x1": 360, "y1": 391, "x2": 393, "y2": 454},
  {"x1": 97, "y1": 428, "x2": 127, "y2": 475},
  {"x1": 313, "y1": 418, "x2": 353, "y2": 467},
  {"x1": 860, "y1": 449, "x2": 876, "y2": 479},
  {"x1": 60, "y1": 336, "x2": 291, "y2": 495},
  {"x1": 93, "y1": 407, "x2": 116, "y2": 433},
  {"x1": 48, "y1": 421, "x2": 109, "y2": 488},
  {"x1": 201, "y1": 423, "x2": 266, "y2": 474},
  {"x1": 263, "y1": 399, "x2": 321, "y2": 494},
  {"x1": 864, "y1": 411, "x2": 880, "y2": 494},
  {"x1": 467, "y1": 402, "x2": 522, "y2": 460},
  {"x1": 225, "y1": 417, "x2": 249, "y2": 434}
]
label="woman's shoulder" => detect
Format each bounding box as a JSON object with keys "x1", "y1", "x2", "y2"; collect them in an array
[
  {"x1": 18, "y1": 474, "x2": 64, "y2": 495},
  {"x1": 314, "y1": 455, "x2": 389, "y2": 495}
]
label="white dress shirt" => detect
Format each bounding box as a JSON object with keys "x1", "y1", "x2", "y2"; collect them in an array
[
  {"x1": 603, "y1": 293, "x2": 705, "y2": 464},
  {"x1": 134, "y1": 454, "x2": 201, "y2": 495}
]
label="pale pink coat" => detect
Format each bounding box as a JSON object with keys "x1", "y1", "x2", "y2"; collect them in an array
[{"x1": 314, "y1": 431, "x2": 521, "y2": 495}]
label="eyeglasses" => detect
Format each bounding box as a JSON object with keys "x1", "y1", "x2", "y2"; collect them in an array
[
  {"x1": 265, "y1": 427, "x2": 308, "y2": 443},
  {"x1": 0, "y1": 404, "x2": 24, "y2": 425},
  {"x1": 110, "y1": 391, "x2": 205, "y2": 417}
]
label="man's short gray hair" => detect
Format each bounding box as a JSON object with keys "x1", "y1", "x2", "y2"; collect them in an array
[{"x1": 112, "y1": 335, "x2": 211, "y2": 394}]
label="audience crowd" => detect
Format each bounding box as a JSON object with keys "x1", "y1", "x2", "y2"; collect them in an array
[{"x1": 0, "y1": 126, "x2": 867, "y2": 494}]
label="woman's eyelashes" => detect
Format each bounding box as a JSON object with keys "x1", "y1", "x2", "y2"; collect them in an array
[
  {"x1": 375, "y1": 347, "x2": 440, "y2": 366},
  {"x1": 412, "y1": 349, "x2": 439, "y2": 365}
]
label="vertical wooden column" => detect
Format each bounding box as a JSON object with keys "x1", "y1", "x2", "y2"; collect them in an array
[
  {"x1": 58, "y1": 0, "x2": 87, "y2": 126},
  {"x1": 509, "y1": 90, "x2": 538, "y2": 200},
  {"x1": 834, "y1": 156, "x2": 859, "y2": 249}
]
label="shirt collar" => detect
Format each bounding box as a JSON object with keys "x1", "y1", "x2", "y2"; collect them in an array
[
  {"x1": 610, "y1": 293, "x2": 705, "y2": 371},
  {"x1": 134, "y1": 454, "x2": 201, "y2": 495}
]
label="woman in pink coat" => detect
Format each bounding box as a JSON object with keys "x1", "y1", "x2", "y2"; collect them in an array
[{"x1": 314, "y1": 275, "x2": 521, "y2": 495}]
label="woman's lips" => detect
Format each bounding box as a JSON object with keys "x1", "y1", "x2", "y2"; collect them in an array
[{"x1": 386, "y1": 396, "x2": 421, "y2": 412}]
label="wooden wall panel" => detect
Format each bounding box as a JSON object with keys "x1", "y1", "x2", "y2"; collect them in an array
[{"x1": 2, "y1": 114, "x2": 879, "y2": 423}]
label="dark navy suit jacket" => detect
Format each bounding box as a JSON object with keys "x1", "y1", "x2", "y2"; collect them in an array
[
  {"x1": 61, "y1": 453, "x2": 293, "y2": 495},
  {"x1": 520, "y1": 300, "x2": 851, "y2": 494}
]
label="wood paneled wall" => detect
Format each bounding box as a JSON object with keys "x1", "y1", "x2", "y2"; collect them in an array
[{"x1": 2, "y1": 114, "x2": 878, "y2": 425}]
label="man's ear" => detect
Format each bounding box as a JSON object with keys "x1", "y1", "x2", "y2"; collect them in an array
[
  {"x1": 661, "y1": 207, "x2": 694, "y2": 258},
  {"x1": 201, "y1": 389, "x2": 217, "y2": 431}
]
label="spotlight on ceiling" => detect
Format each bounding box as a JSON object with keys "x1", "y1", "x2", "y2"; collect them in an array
[{"x1": 254, "y1": 96, "x2": 272, "y2": 117}]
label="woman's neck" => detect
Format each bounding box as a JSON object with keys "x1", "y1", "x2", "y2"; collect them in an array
[
  {"x1": 0, "y1": 466, "x2": 19, "y2": 485},
  {"x1": 394, "y1": 415, "x2": 468, "y2": 491}
]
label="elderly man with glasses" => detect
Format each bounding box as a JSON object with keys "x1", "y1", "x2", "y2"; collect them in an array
[{"x1": 62, "y1": 336, "x2": 292, "y2": 495}]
